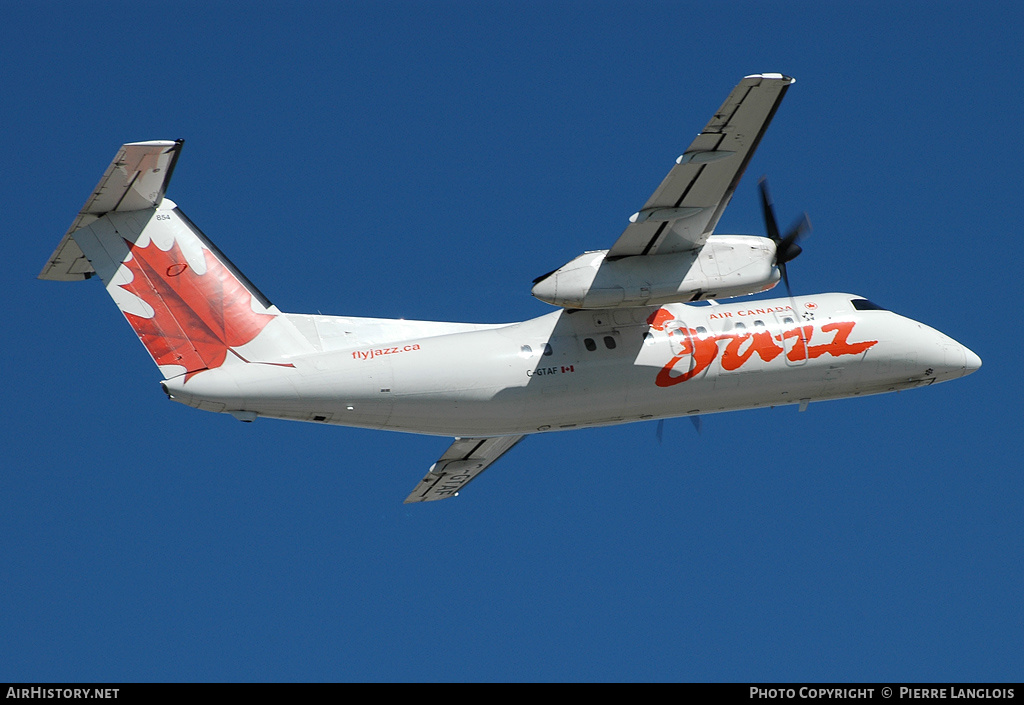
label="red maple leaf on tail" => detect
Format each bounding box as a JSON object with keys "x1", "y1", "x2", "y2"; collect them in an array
[{"x1": 118, "y1": 238, "x2": 276, "y2": 380}]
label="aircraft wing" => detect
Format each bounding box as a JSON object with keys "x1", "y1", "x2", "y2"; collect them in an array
[
  {"x1": 607, "y1": 73, "x2": 794, "y2": 258},
  {"x1": 39, "y1": 140, "x2": 182, "y2": 281},
  {"x1": 404, "y1": 435, "x2": 526, "y2": 503}
]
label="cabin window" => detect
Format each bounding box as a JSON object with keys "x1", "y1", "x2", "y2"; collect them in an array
[
  {"x1": 754, "y1": 320, "x2": 765, "y2": 327},
  {"x1": 603, "y1": 336, "x2": 616, "y2": 350},
  {"x1": 543, "y1": 343, "x2": 553, "y2": 356},
  {"x1": 695, "y1": 326, "x2": 707, "y2": 336},
  {"x1": 642, "y1": 332, "x2": 654, "y2": 346},
  {"x1": 584, "y1": 337, "x2": 597, "y2": 352},
  {"x1": 735, "y1": 322, "x2": 746, "y2": 330}
]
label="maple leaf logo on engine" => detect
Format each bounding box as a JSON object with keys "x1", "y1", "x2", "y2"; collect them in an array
[{"x1": 117, "y1": 237, "x2": 276, "y2": 379}]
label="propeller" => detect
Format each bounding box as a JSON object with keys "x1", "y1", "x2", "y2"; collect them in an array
[{"x1": 758, "y1": 177, "x2": 811, "y2": 297}]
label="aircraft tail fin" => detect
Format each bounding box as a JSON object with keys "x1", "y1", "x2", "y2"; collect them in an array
[{"x1": 40, "y1": 140, "x2": 314, "y2": 380}]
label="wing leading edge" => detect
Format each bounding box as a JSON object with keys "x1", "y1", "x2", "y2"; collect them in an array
[
  {"x1": 404, "y1": 435, "x2": 526, "y2": 503},
  {"x1": 607, "y1": 73, "x2": 794, "y2": 258}
]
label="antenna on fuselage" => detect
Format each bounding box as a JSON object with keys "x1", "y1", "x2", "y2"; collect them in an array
[{"x1": 655, "y1": 415, "x2": 703, "y2": 445}]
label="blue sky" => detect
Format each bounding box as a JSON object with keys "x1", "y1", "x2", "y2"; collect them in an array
[{"x1": 3, "y1": 1, "x2": 1020, "y2": 682}]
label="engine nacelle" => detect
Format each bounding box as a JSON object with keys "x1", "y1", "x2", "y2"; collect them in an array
[{"x1": 531, "y1": 235, "x2": 780, "y2": 309}]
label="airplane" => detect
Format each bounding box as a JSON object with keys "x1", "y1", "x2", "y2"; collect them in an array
[{"x1": 39, "y1": 73, "x2": 980, "y2": 503}]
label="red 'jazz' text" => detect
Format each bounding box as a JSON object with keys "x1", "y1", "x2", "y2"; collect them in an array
[{"x1": 647, "y1": 309, "x2": 878, "y2": 387}]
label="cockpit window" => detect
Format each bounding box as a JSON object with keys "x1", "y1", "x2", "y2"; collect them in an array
[{"x1": 851, "y1": 298, "x2": 888, "y2": 311}]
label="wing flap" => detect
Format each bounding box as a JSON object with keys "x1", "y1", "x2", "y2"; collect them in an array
[
  {"x1": 608, "y1": 74, "x2": 794, "y2": 258},
  {"x1": 40, "y1": 140, "x2": 183, "y2": 281},
  {"x1": 404, "y1": 435, "x2": 526, "y2": 503}
]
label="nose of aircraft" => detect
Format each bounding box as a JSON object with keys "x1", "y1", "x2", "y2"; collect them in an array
[
  {"x1": 921, "y1": 333, "x2": 982, "y2": 381},
  {"x1": 963, "y1": 345, "x2": 982, "y2": 376}
]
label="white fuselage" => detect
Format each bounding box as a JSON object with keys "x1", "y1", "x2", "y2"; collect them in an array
[{"x1": 162, "y1": 292, "x2": 980, "y2": 437}]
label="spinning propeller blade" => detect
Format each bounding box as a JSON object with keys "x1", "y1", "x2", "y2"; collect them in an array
[{"x1": 758, "y1": 177, "x2": 811, "y2": 296}]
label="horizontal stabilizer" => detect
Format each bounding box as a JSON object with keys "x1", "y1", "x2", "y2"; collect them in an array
[
  {"x1": 404, "y1": 435, "x2": 526, "y2": 503},
  {"x1": 40, "y1": 140, "x2": 183, "y2": 281}
]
